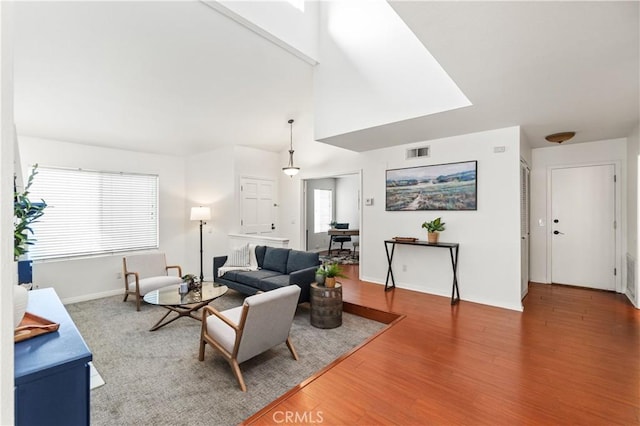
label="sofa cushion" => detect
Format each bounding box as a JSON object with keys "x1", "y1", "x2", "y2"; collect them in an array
[
  {"x1": 286, "y1": 250, "x2": 319, "y2": 274},
  {"x1": 255, "y1": 246, "x2": 267, "y2": 268},
  {"x1": 262, "y1": 247, "x2": 290, "y2": 274},
  {"x1": 234, "y1": 270, "x2": 281, "y2": 288},
  {"x1": 259, "y1": 275, "x2": 291, "y2": 292}
]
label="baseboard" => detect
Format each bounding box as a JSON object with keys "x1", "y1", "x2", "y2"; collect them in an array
[{"x1": 61, "y1": 289, "x2": 122, "y2": 305}]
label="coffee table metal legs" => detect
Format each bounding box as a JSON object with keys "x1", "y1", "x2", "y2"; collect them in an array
[{"x1": 149, "y1": 301, "x2": 209, "y2": 331}]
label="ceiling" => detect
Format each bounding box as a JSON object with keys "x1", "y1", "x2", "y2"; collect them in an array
[{"x1": 13, "y1": 1, "x2": 640, "y2": 155}]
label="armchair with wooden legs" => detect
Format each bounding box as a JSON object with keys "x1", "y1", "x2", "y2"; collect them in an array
[
  {"x1": 122, "y1": 252, "x2": 183, "y2": 311},
  {"x1": 198, "y1": 285, "x2": 301, "y2": 392}
]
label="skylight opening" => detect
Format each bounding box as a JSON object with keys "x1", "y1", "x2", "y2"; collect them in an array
[{"x1": 286, "y1": 0, "x2": 304, "y2": 13}]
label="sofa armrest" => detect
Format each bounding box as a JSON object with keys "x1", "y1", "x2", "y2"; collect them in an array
[
  {"x1": 213, "y1": 256, "x2": 228, "y2": 280},
  {"x1": 289, "y1": 265, "x2": 319, "y2": 303}
]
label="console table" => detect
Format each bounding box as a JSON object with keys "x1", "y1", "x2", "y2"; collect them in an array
[
  {"x1": 384, "y1": 239, "x2": 460, "y2": 305},
  {"x1": 14, "y1": 288, "x2": 92, "y2": 425}
]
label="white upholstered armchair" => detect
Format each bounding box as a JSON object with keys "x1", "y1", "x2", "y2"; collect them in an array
[
  {"x1": 122, "y1": 253, "x2": 183, "y2": 311},
  {"x1": 198, "y1": 285, "x2": 301, "y2": 391}
]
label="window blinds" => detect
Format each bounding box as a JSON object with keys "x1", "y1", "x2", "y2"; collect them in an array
[{"x1": 27, "y1": 167, "x2": 159, "y2": 260}]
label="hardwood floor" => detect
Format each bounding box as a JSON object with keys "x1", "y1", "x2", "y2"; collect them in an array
[{"x1": 245, "y1": 265, "x2": 640, "y2": 425}]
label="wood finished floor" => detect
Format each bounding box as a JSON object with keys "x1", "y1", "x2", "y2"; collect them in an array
[{"x1": 245, "y1": 265, "x2": 640, "y2": 425}]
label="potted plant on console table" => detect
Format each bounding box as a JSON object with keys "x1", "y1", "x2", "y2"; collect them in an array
[
  {"x1": 316, "y1": 263, "x2": 347, "y2": 288},
  {"x1": 422, "y1": 217, "x2": 445, "y2": 244}
]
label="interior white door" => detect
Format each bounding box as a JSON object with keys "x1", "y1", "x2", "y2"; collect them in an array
[
  {"x1": 520, "y1": 161, "x2": 530, "y2": 298},
  {"x1": 551, "y1": 165, "x2": 615, "y2": 290},
  {"x1": 240, "y1": 177, "x2": 275, "y2": 234}
]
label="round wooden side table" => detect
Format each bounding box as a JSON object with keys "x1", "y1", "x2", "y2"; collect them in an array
[{"x1": 310, "y1": 282, "x2": 342, "y2": 329}]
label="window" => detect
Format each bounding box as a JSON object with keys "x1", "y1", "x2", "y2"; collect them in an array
[
  {"x1": 28, "y1": 167, "x2": 158, "y2": 260},
  {"x1": 314, "y1": 189, "x2": 332, "y2": 233}
]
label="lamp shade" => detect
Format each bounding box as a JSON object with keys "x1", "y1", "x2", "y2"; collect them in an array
[{"x1": 190, "y1": 206, "x2": 211, "y2": 221}]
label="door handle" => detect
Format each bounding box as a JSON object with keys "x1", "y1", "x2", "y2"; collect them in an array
[{"x1": 553, "y1": 230, "x2": 564, "y2": 235}]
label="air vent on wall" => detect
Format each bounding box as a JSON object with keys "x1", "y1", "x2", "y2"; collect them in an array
[{"x1": 406, "y1": 146, "x2": 430, "y2": 160}]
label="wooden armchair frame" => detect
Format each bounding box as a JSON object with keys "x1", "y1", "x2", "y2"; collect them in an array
[
  {"x1": 122, "y1": 254, "x2": 182, "y2": 311},
  {"x1": 198, "y1": 288, "x2": 299, "y2": 392}
]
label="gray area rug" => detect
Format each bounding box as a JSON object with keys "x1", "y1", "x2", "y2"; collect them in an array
[{"x1": 66, "y1": 289, "x2": 384, "y2": 426}]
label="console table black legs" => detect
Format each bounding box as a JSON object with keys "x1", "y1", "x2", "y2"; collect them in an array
[{"x1": 384, "y1": 239, "x2": 460, "y2": 305}]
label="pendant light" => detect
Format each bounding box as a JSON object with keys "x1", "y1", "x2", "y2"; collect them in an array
[{"x1": 282, "y1": 119, "x2": 300, "y2": 177}]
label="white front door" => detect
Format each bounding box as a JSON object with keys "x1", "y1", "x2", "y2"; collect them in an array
[
  {"x1": 551, "y1": 165, "x2": 616, "y2": 290},
  {"x1": 240, "y1": 177, "x2": 275, "y2": 234}
]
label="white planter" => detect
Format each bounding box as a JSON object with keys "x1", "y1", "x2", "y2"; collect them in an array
[{"x1": 13, "y1": 284, "x2": 29, "y2": 328}]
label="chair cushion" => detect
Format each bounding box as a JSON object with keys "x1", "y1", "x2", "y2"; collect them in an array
[
  {"x1": 286, "y1": 250, "x2": 319, "y2": 274},
  {"x1": 129, "y1": 275, "x2": 183, "y2": 295},
  {"x1": 205, "y1": 306, "x2": 243, "y2": 355},
  {"x1": 236, "y1": 286, "x2": 300, "y2": 363},
  {"x1": 262, "y1": 247, "x2": 290, "y2": 274},
  {"x1": 124, "y1": 253, "x2": 169, "y2": 278}
]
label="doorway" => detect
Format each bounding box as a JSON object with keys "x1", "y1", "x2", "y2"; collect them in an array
[
  {"x1": 303, "y1": 172, "x2": 361, "y2": 261},
  {"x1": 240, "y1": 177, "x2": 276, "y2": 235},
  {"x1": 549, "y1": 164, "x2": 617, "y2": 291}
]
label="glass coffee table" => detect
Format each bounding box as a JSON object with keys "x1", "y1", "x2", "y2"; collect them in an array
[{"x1": 143, "y1": 282, "x2": 228, "y2": 331}]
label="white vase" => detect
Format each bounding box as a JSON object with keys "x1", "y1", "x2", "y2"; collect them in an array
[{"x1": 13, "y1": 284, "x2": 29, "y2": 328}]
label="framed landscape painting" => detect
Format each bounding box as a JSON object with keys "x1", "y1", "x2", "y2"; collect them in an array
[{"x1": 386, "y1": 160, "x2": 477, "y2": 211}]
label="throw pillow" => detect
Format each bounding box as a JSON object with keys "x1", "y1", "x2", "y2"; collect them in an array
[
  {"x1": 262, "y1": 247, "x2": 290, "y2": 274},
  {"x1": 286, "y1": 250, "x2": 320, "y2": 274},
  {"x1": 248, "y1": 244, "x2": 259, "y2": 270},
  {"x1": 223, "y1": 244, "x2": 250, "y2": 267}
]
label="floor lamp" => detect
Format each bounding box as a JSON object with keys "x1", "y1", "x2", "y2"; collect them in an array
[{"x1": 190, "y1": 206, "x2": 211, "y2": 282}]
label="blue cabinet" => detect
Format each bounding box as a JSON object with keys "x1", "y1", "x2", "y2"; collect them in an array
[{"x1": 14, "y1": 288, "x2": 92, "y2": 425}]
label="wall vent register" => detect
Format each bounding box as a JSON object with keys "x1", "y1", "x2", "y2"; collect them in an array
[{"x1": 406, "y1": 146, "x2": 430, "y2": 159}]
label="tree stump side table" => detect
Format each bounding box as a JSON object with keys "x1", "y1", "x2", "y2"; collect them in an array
[{"x1": 310, "y1": 282, "x2": 342, "y2": 329}]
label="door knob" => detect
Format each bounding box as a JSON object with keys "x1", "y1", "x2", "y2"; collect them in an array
[{"x1": 553, "y1": 230, "x2": 564, "y2": 235}]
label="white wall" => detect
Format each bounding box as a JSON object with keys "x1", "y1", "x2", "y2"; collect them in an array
[
  {"x1": 529, "y1": 139, "x2": 627, "y2": 288},
  {"x1": 336, "y1": 174, "x2": 359, "y2": 228},
  {"x1": 336, "y1": 174, "x2": 360, "y2": 250},
  {"x1": 1, "y1": 1, "x2": 15, "y2": 421},
  {"x1": 17, "y1": 136, "x2": 187, "y2": 302},
  {"x1": 279, "y1": 126, "x2": 524, "y2": 311},
  {"x1": 627, "y1": 124, "x2": 639, "y2": 306},
  {"x1": 185, "y1": 145, "x2": 280, "y2": 280}
]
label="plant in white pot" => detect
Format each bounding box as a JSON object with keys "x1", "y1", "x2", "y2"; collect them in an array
[
  {"x1": 422, "y1": 217, "x2": 445, "y2": 244},
  {"x1": 13, "y1": 165, "x2": 47, "y2": 327}
]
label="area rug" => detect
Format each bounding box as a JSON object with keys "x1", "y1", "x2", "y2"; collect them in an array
[
  {"x1": 319, "y1": 253, "x2": 359, "y2": 265},
  {"x1": 65, "y1": 289, "x2": 384, "y2": 426}
]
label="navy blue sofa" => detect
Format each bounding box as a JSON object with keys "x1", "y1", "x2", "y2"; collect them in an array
[{"x1": 213, "y1": 246, "x2": 320, "y2": 303}]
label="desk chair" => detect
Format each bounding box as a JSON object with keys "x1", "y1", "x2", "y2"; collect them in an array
[{"x1": 330, "y1": 223, "x2": 351, "y2": 255}]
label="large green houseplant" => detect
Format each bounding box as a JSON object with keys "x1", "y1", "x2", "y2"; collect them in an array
[{"x1": 14, "y1": 164, "x2": 47, "y2": 260}]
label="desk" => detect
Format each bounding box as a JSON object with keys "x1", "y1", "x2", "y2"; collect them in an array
[
  {"x1": 327, "y1": 229, "x2": 359, "y2": 255},
  {"x1": 384, "y1": 239, "x2": 460, "y2": 305}
]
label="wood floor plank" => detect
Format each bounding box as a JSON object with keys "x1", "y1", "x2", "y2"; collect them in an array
[{"x1": 244, "y1": 265, "x2": 640, "y2": 425}]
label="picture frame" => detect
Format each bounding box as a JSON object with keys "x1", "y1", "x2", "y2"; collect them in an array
[{"x1": 385, "y1": 160, "x2": 477, "y2": 211}]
